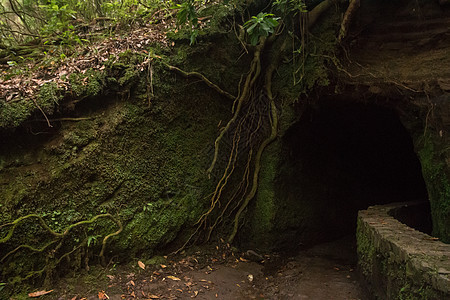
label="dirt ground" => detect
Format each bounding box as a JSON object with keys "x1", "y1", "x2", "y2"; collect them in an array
[{"x1": 39, "y1": 236, "x2": 369, "y2": 300}]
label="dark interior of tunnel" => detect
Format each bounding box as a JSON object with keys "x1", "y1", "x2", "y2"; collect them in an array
[{"x1": 275, "y1": 98, "x2": 429, "y2": 249}]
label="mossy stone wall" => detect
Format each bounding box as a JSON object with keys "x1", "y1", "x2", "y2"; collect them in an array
[{"x1": 357, "y1": 203, "x2": 450, "y2": 300}]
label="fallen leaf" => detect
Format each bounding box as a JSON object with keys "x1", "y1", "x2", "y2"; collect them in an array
[
  {"x1": 167, "y1": 275, "x2": 181, "y2": 281},
  {"x1": 130, "y1": 291, "x2": 136, "y2": 298},
  {"x1": 191, "y1": 291, "x2": 199, "y2": 298},
  {"x1": 138, "y1": 261, "x2": 146, "y2": 270},
  {"x1": 70, "y1": 297, "x2": 77, "y2": 300},
  {"x1": 160, "y1": 264, "x2": 167, "y2": 268},
  {"x1": 98, "y1": 290, "x2": 110, "y2": 300},
  {"x1": 148, "y1": 294, "x2": 160, "y2": 299},
  {"x1": 28, "y1": 290, "x2": 54, "y2": 297}
]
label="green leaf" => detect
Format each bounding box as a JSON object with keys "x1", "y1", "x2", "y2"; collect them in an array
[
  {"x1": 266, "y1": 18, "x2": 279, "y2": 27},
  {"x1": 250, "y1": 34, "x2": 259, "y2": 46},
  {"x1": 87, "y1": 235, "x2": 97, "y2": 247},
  {"x1": 260, "y1": 22, "x2": 270, "y2": 32},
  {"x1": 246, "y1": 22, "x2": 258, "y2": 34},
  {"x1": 190, "y1": 29, "x2": 199, "y2": 45}
]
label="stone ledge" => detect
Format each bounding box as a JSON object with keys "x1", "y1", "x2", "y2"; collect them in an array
[{"x1": 357, "y1": 202, "x2": 450, "y2": 299}]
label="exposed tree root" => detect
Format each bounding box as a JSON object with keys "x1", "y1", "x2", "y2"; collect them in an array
[
  {"x1": 228, "y1": 36, "x2": 287, "y2": 243},
  {"x1": 173, "y1": 1, "x2": 342, "y2": 250},
  {"x1": 0, "y1": 213, "x2": 122, "y2": 283},
  {"x1": 165, "y1": 64, "x2": 236, "y2": 100},
  {"x1": 228, "y1": 100, "x2": 278, "y2": 243},
  {"x1": 338, "y1": 0, "x2": 360, "y2": 42},
  {"x1": 207, "y1": 39, "x2": 266, "y2": 175}
]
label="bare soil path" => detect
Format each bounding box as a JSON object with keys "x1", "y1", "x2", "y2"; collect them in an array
[{"x1": 46, "y1": 236, "x2": 369, "y2": 300}]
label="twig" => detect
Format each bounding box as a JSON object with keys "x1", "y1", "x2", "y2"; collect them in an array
[{"x1": 31, "y1": 98, "x2": 52, "y2": 127}]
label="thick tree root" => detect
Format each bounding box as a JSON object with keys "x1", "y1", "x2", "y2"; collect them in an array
[{"x1": 338, "y1": 0, "x2": 360, "y2": 42}]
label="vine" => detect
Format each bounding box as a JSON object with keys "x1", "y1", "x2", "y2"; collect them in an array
[{"x1": 0, "y1": 213, "x2": 122, "y2": 285}]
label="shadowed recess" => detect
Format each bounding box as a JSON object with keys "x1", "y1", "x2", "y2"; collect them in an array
[{"x1": 275, "y1": 98, "x2": 429, "y2": 249}]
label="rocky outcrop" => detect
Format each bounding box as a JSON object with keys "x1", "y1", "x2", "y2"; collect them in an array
[{"x1": 342, "y1": 0, "x2": 450, "y2": 243}]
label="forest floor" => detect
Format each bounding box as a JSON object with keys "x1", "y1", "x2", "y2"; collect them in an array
[{"x1": 33, "y1": 236, "x2": 369, "y2": 300}]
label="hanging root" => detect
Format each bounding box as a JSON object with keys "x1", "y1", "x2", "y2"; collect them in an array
[
  {"x1": 228, "y1": 100, "x2": 278, "y2": 243},
  {"x1": 228, "y1": 37, "x2": 287, "y2": 243},
  {"x1": 0, "y1": 213, "x2": 122, "y2": 282},
  {"x1": 207, "y1": 39, "x2": 266, "y2": 175}
]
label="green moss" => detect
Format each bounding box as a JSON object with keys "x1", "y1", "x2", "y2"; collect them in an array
[
  {"x1": 37, "y1": 82, "x2": 63, "y2": 111},
  {"x1": 356, "y1": 218, "x2": 376, "y2": 276},
  {"x1": 0, "y1": 81, "x2": 63, "y2": 128},
  {"x1": 68, "y1": 68, "x2": 106, "y2": 97},
  {"x1": 418, "y1": 133, "x2": 450, "y2": 243},
  {"x1": 271, "y1": 8, "x2": 340, "y2": 102},
  {"x1": 0, "y1": 56, "x2": 230, "y2": 292},
  {"x1": 0, "y1": 99, "x2": 39, "y2": 129},
  {"x1": 250, "y1": 141, "x2": 281, "y2": 246}
]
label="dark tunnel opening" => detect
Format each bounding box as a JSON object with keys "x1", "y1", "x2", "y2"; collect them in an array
[{"x1": 277, "y1": 98, "x2": 430, "y2": 248}]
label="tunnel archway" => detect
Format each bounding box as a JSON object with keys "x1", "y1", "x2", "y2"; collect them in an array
[{"x1": 272, "y1": 98, "x2": 429, "y2": 249}]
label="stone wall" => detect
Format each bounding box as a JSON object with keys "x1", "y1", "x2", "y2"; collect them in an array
[{"x1": 357, "y1": 202, "x2": 450, "y2": 299}]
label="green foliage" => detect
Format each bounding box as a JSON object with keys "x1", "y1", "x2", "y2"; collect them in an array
[
  {"x1": 243, "y1": 12, "x2": 280, "y2": 46},
  {"x1": 173, "y1": 1, "x2": 198, "y2": 26},
  {"x1": 0, "y1": 0, "x2": 173, "y2": 46},
  {"x1": 272, "y1": 0, "x2": 307, "y2": 16},
  {"x1": 39, "y1": 0, "x2": 81, "y2": 45},
  {"x1": 171, "y1": 0, "x2": 200, "y2": 45}
]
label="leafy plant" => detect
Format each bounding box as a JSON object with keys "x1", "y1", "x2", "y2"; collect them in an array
[
  {"x1": 39, "y1": 0, "x2": 81, "y2": 44},
  {"x1": 87, "y1": 235, "x2": 101, "y2": 247},
  {"x1": 243, "y1": 12, "x2": 280, "y2": 46},
  {"x1": 172, "y1": 0, "x2": 198, "y2": 27},
  {"x1": 273, "y1": 0, "x2": 307, "y2": 15},
  {"x1": 171, "y1": 0, "x2": 200, "y2": 45}
]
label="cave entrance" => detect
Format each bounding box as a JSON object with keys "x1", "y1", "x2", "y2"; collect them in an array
[{"x1": 276, "y1": 98, "x2": 429, "y2": 248}]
